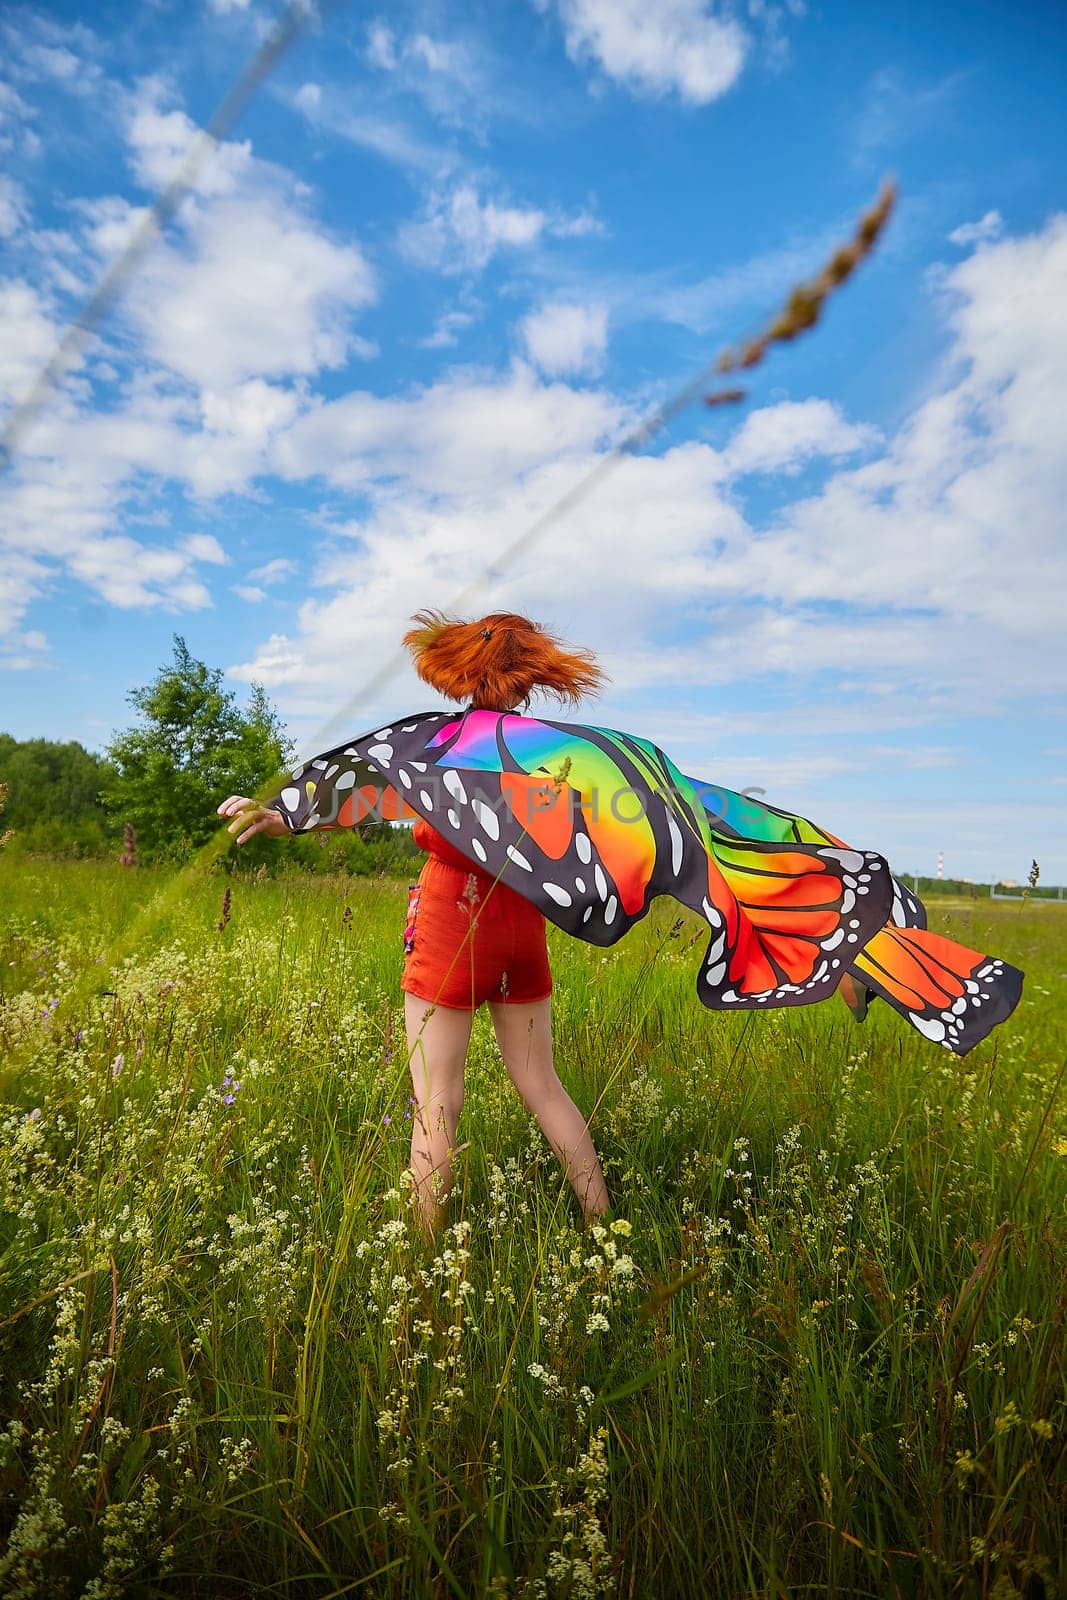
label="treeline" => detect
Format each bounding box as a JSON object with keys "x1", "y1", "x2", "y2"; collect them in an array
[
  {"x1": 906, "y1": 875, "x2": 1062, "y2": 899},
  {"x1": 1, "y1": 638, "x2": 418, "y2": 877},
  {"x1": 0, "y1": 734, "x2": 117, "y2": 857}
]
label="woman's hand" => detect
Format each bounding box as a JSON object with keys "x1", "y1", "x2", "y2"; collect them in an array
[{"x1": 216, "y1": 795, "x2": 288, "y2": 846}]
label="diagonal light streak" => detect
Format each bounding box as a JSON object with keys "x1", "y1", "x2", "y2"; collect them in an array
[{"x1": 0, "y1": 0, "x2": 344, "y2": 473}]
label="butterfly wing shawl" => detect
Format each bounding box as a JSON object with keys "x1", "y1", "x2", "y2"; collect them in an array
[{"x1": 269, "y1": 710, "x2": 1022, "y2": 1054}]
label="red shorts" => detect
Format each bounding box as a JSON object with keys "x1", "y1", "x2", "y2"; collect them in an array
[{"x1": 400, "y1": 857, "x2": 553, "y2": 1010}]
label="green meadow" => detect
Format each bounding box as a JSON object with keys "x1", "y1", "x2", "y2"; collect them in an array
[{"x1": 0, "y1": 858, "x2": 1064, "y2": 1598}]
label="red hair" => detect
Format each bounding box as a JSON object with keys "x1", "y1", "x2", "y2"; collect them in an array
[{"x1": 403, "y1": 610, "x2": 605, "y2": 711}]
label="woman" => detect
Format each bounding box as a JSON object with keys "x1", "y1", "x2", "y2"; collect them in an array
[
  {"x1": 221, "y1": 609, "x2": 1024, "y2": 1225},
  {"x1": 218, "y1": 610, "x2": 611, "y2": 1238}
]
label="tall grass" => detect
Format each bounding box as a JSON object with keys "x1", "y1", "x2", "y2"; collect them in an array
[{"x1": 1, "y1": 859, "x2": 1063, "y2": 1597}]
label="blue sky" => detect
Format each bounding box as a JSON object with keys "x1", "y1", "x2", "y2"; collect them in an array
[{"x1": 1, "y1": 0, "x2": 1065, "y2": 882}]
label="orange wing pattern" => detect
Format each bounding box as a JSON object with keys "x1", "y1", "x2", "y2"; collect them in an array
[
  {"x1": 852, "y1": 924, "x2": 1023, "y2": 1053},
  {"x1": 696, "y1": 841, "x2": 891, "y2": 1007}
]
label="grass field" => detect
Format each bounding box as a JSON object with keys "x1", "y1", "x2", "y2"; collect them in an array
[{"x1": 0, "y1": 858, "x2": 1064, "y2": 1598}]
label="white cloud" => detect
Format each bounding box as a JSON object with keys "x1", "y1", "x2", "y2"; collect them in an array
[
  {"x1": 686, "y1": 217, "x2": 1067, "y2": 667},
  {"x1": 549, "y1": 0, "x2": 749, "y2": 104},
  {"x1": 199, "y1": 379, "x2": 302, "y2": 443},
  {"x1": 284, "y1": 82, "x2": 454, "y2": 177},
  {"x1": 21, "y1": 43, "x2": 82, "y2": 83},
  {"x1": 271, "y1": 363, "x2": 624, "y2": 498},
  {"x1": 67, "y1": 534, "x2": 212, "y2": 610},
  {"x1": 522, "y1": 301, "x2": 608, "y2": 376},
  {"x1": 248, "y1": 557, "x2": 297, "y2": 584},
  {"x1": 43, "y1": 105, "x2": 354, "y2": 403},
  {"x1": 949, "y1": 210, "x2": 1004, "y2": 249},
  {"x1": 0, "y1": 175, "x2": 28, "y2": 238},
  {"x1": 0, "y1": 12, "x2": 103, "y2": 98},
  {"x1": 399, "y1": 183, "x2": 600, "y2": 273},
  {"x1": 0, "y1": 81, "x2": 375, "y2": 630},
  {"x1": 104, "y1": 85, "x2": 377, "y2": 392},
  {"x1": 0, "y1": 615, "x2": 51, "y2": 670},
  {"x1": 722, "y1": 400, "x2": 878, "y2": 477},
  {"x1": 125, "y1": 82, "x2": 254, "y2": 198},
  {"x1": 182, "y1": 533, "x2": 228, "y2": 565},
  {"x1": 366, "y1": 22, "x2": 398, "y2": 71},
  {"x1": 0, "y1": 80, "x2": 38, "y2": 156},
  {"x1": 400, "y1": 184, "x2": 546, "y2": 272},
  {"x1": 0, "y1": 280, "x2": 69, "y2": 406},
  {"x1": 0, "y1": 386, "x2": 234, "y2": 625},
  {"x1": 294, "y1": 81, "x2": 321, "y2": 113},
  {"x1": 362, "y1": 18, "x2": 496, "y2": 130},
  {"x1": 231, "y1": 215, "x2": 1067, "y2": 780},
  {"x1": 852, "y1": 66, "x2": 966, "y2": 161},
  {"x1": 234, "y1": 584, "x2": 268, "y2": 603},
  {"x1": 419, "y1": 309, "x2": 477, "y2": 349},
  {"x1": 410, "y1": 34, "x2": 458, "y2": 73}
]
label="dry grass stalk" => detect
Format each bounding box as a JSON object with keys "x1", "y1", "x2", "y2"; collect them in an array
[{"x1": 704, "y1": 180, "x2": 897, "y2": 407}]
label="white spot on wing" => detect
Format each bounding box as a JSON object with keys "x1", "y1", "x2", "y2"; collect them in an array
[
  {"x1": 821, "y1": 847, "x2": 864, "y2": 872},
  {"x1": 472, "y1": 799, "x2": 500, "y2": 840},
  {"x1": 666, "y1": 809, "x2": 683, "y2": 875},
  {"x1": 543, "y1": 882, "x2": 572, "y2": 907}
]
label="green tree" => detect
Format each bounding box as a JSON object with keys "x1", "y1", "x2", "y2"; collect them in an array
[
  {"x1": 101, "y1": 637, "x2": 292, "y2": 860},
  {"x1": 0, "y1": 734, "x2": 117, "y2": 855}
]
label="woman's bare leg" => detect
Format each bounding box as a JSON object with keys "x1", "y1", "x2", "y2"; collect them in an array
[
  {"x1": 488, "y1": 997, "x2": 609, "y2": 1224},
  {"x1": 404, "y1": 994, "x2": 472, "y2": 1236}
]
